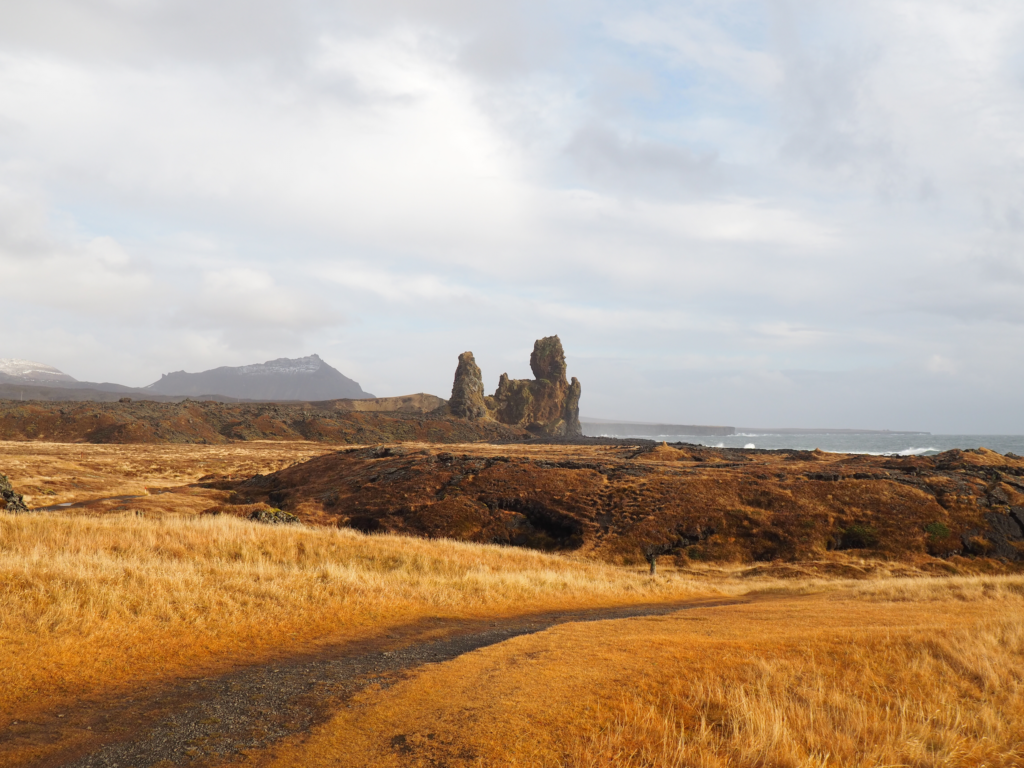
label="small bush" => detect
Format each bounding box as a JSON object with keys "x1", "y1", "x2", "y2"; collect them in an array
[
  {"x1": 839, "y1": 524, "x2": 879, "y2": 550},
  {"x1": 925, "y1": 522, "x2": 951, "y2": 539}
]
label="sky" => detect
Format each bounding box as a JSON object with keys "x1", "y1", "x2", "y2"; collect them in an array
[{"x1": 1, "y1": 0, "x2": 1023, "y2": 432}]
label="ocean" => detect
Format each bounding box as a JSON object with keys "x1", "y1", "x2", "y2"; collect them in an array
[{"x1": 592, "y1": 432, "x2": 1024, "y2": 457}]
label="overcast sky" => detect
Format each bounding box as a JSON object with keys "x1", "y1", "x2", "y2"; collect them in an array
[{"x1": 1, "y1": 1, "x2": 1022, "y2": 432}]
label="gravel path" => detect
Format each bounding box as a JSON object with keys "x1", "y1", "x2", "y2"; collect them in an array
[{"x1": 17, "y1": 597, "x2": 744, "y2": 768}]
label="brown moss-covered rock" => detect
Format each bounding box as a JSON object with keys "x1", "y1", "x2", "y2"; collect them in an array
[
  {"x1": 449, "y1": 352, "x2": 488, "y2": 421},
  {"x1": 223, "y1": 441, "x2": 1024, "y2": 569},
  {"x1": 1, "y1": 473, "x2": 28, "y2": 514}
]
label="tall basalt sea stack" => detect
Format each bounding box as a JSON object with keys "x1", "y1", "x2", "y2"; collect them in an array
[
  {"x1": 448, "y1": 336, "x2": 582, "y2": 437},
  {"x1": 449, "y1": 351, "x2": 489, "y2": 420}
]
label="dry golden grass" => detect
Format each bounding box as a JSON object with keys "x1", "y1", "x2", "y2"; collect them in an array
[
  {"x1": 246, "y1": 578, "x2": 1024, "y2": 768},
  {"x1": 4, "y1": 439, "x2": 1023, "y2": 767},
  {"x1": 0, "y1": 439, "x2": 332, "y2": 508},
  {"x1": 0, "y1": 511, "x2": 717, "y2": 733}
]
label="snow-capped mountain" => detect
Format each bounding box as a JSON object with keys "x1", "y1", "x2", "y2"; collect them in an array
[
  {"x1": 238, "y1": 356, "x2": 323, "y2": 376},
  {"x1": 0, "y1": 359, "x2": 77, "y2": 384},
  {"x1": 146, "y1": 354, "x2": 374, "y2": 401}
]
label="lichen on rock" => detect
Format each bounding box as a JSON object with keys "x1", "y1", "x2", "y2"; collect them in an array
[
  {"x1": 1, "y1": 473, "x2": 28, "y2": 514},
  {"x1": 249, "y1": 507, "x2": 299, "y2": 524}
]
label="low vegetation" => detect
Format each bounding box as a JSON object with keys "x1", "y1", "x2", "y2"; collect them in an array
[
  {"x1": 3, "y1": 439, "x2": 1023, "y2": 766},
  {"x1": 226, "y1": 441, "x2": 1024, "y2": 566},
  {"x1": 251, "y1": 577, "x2": 1024, "y2": 767},
  {"x1": 0, "y1": 397, "x2": 527, "y2": 444},
  {"x1": 0, "y1": 439, "x2": 333, "y2": 508},
  {"x1": 0, "y1": 512, "x2": 714, "y2": 733}
]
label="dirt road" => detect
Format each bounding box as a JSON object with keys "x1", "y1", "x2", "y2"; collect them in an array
[{"x1": 11, "y1": 597, "x2": 744, "y2": 768}]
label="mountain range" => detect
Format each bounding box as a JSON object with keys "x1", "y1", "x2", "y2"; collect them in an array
[{"x1": 0, "y1": 355, "x2": 373, "y2": 402}]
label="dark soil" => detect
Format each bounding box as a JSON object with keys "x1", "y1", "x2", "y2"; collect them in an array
[{"x1": 9, "y1": 598, "x2": 744, "y2": 768}]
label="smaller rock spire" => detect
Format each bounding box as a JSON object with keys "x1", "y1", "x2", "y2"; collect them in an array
[{"x1": 449, "y1": 351, "x2": 488, "y2": 420}]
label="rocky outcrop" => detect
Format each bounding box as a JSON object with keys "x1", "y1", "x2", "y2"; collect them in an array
[
  {"x1": 249, "y1": 507, "x2": 299, "y2": 524},
  {"x1": 449, "y1": 352, "x2": 488, "y2": 420},
  {"x1": 447, "y1": 336, "x2": 583, "y2": 437},
  {"x1": 961, "y1": 509, "x2": 1024, "y2": 561},
  {"x1": 563, "y1": 378, "x2": 582, "y2": 435},
  {"x1": 1, "y1": 473, "x2": 27, "y2": 514},
  {"x1": 223, "y1": 441, "x2": 1024, "y2": 569},
  {"x1": 493, "y1": 336, "x2": 582, "y2": 437}
]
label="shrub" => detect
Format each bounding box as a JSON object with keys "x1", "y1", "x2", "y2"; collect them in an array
[
  {"x1": 925, "y1": 522, "x2": 951, "y2": 539},
  {"x1": 839, "y1": 524, "x2": 879, "y2": 550}
]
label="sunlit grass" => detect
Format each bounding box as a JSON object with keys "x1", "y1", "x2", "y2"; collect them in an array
[
  {"x1": 252, "y1": 577, "x2": 1024, "y2": 768},
  {"x1": 0, "y1": 511, "x2": 717, "y2": 726}
]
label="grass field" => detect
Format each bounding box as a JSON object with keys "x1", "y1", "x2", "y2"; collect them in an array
[
  {"x1": 5, "y1": 511, "x2": 1022, "y2": 767},
  {"x1": 0, "y1": 439, "x2": 332, "y2": 511},
  {"x1": 0, "y1": 510, "x2": 720, "y2": 766},
  {"x1": 2, "y1": 440, "x2": 1023, "y2": 767},
  {"x1": 241, "y1": 578, "x2": 1024, "y2": 767}
]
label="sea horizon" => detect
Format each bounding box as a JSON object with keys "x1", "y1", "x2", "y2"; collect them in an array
[{"x1": 581, "y1": 431, "x2": 1024, "y2": 457}]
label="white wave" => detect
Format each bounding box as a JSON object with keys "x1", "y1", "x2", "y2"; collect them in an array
[
  {"x1": 819, "y1": 446, "x2": 941, "y2": 456},
  {"x1": 744, "y1": 443, "x2": 756, "y2": 449}
]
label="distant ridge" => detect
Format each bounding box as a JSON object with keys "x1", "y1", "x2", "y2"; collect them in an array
[
  {"x1": 0, "y1": 359, "x2": 77, "y2": 385},
  {"x1": 581, "y1": 421, "x2": 734, "y2": 437},
  {"x1": 0, "y1": 382, "x2": 250, "y2": 404},
  {"x1": 0, "y1": 354, "x2": 373, "y2": 403},
  {"x1": 146, "y1": 354, "x2": 374, "y2": 401},
  {"x1": 0, "y1": 358, "x2": 189, "y2": 398}
]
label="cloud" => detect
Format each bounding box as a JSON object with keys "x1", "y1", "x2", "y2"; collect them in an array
[
  {"x1": 0, "y1": 32, "x2": 532, "y2": 261},
  {"x1": 323, "y1": 265, "x2": 479, "y2": 303},
  {"x1": 610, "y1": 8, "x2": 783, "y2": 95},
  {"x1": 0, "y1": 187, "x2": 153, "y2": 318},
  {"x1": 1, "y1": 1, "x2": 1024, "y2": 430},
  {"x1": 564, "y1": 124, "x2": 721, "y2": 198},
  {"x1": 184, "y1": 268, "x2": 344, "y2": 330},
  {"x1": 927, "y1": 354, "x2": 957, "y2": 375}
]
